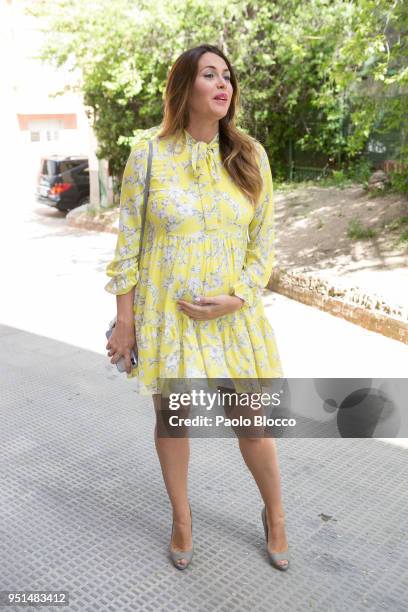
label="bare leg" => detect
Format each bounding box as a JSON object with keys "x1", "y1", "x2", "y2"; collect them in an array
[
  {"x1": 152, "y1": 393, "x2": 192, "y2": 568},
  {"x1": 217, "y1": 386, "x2": 289, "y2": 568},
  {"x1": 238, "y1": 436, "x2": 289, "y2": 567}
]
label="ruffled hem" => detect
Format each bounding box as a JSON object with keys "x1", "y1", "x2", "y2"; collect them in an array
[{"x1": 125, "y1": 305, "x2": 283, "y2": 396}]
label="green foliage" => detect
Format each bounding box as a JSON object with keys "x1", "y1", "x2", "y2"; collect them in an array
[
  {"x1": 316, "y1": 157, "x2": 372, "y2": 188},
  {"x1": 26, "y1": 0, "x2": 408, "y2": 198},
  {"x1": 347, "y1": 158, "x2": 373, "y2": 185},
  {"x1": 317, "y1": 171, "x2": 355, "y2": 188},
  {"x1": 347, "y1": 218, "x2": 377, "y2": 240},
  {"x1": 388, "y1": 169, "x2": 408, "y2": 196},
  {"x1": 383, "y1": 215, "x2": 408, "y2": 243},
  {"x1": 384, "y1": 215, "x2": 408, "y2": 231}
]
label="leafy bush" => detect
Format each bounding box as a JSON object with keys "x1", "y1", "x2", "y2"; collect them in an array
[
  {"x1": 347, "y1": 158, "x2": 373, "y2": 186},
  {"x1": 388, "y1": 169, "x2": 408, "y2": 196}
]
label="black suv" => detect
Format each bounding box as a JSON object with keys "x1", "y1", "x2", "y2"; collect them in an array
[{"x1": 36, "y1": 155, "x2": 90, "y2": 211}]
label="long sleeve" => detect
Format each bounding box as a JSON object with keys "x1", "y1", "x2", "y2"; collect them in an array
[
  {"x1": 231, "y1": 144, "x2": 276, "y2": 308},
  {"x1": 104, "y1": 140, "x2": 149, "y2": 295}
]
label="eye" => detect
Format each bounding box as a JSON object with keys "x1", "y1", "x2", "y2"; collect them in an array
[{"x1": 204, "y1": 73, "x2": 231, "y2": 81}]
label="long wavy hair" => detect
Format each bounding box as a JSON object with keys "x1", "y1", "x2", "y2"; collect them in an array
[{"x1": 158, "y1": 44, "x2": 264, "y2": 207}]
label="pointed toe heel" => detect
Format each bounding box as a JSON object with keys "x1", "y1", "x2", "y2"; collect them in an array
[{"x1": 261, "y1": 506, "x2": 290, "y2": 571}]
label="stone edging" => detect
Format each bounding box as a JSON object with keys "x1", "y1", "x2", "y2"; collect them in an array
[
  {"x1": 66, "y1": 205, "x2": 118, "y2": 234},
  {"x1": 268, "y1": 268, "x2": 408, "y2": 345}
]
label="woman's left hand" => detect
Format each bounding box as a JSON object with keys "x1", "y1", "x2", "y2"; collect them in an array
[{"x1": 177, "y1": 294, "x2": 244, "y2": 320}]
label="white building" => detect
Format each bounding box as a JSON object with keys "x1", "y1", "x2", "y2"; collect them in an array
[{"x1": 0, "y1": 0, "x2": 102, "y2": 205}]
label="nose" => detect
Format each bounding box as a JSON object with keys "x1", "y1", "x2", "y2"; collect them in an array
[{"x1": 216, "y1": 76, "x2": 227, "y2": 87}]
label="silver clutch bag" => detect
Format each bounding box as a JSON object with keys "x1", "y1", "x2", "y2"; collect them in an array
[
  {"x1": 106, "y1": 139, "x2": 153, "y2": 373},
  {"x1": 105, "y1": 317, "x2": 138, "y2": 372}
]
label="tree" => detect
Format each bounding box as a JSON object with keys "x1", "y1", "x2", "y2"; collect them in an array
[{"x1": 27, "y1": 0, "x2": 407, "y2": 196}]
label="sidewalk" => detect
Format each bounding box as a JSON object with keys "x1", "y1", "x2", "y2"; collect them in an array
[{"x1": 1, "y1": 322, "x2": 407, "y2": 612}]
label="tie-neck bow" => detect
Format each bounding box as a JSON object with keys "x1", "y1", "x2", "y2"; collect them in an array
[{"x1": 183, "y1": 129, "x2": 221, "y2": 182}]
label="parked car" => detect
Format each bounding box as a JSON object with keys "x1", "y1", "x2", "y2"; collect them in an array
[{"x1": 36, "y1": 155, "x2": 90, "y2": 211}]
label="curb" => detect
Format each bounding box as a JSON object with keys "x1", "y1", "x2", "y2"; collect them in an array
[
  {"x1": 268, "y1": 268, "x2": 408, "y2": 345},
  {"x1": 66, "y1": 206, "x2": 118, "y2": 234}
]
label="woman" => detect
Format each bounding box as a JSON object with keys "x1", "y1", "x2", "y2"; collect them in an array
[{"x1": 105, "y1": 44, "x2": 290, "y2": 571}]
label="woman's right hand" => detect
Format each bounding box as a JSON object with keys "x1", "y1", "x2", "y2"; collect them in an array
[{"x1": 106, "y1": 319, "x2": 137, "y2": 374}]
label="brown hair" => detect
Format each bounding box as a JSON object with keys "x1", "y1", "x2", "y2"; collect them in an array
[{"x1": 158, "y1": 44, "x2": 264, "y2": 207}]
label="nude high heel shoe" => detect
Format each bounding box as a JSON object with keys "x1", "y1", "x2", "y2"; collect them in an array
[
  {"x1": 169, "y1": 504, "x2": 193, "y2": 570},
  {"x1": 261, "y1": 505, "x2": 290, "y2": 571}
]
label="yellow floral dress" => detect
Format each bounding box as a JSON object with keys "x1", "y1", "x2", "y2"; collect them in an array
[{"x1": 104, "y1": 127, "x2": 283, "y2": 395}]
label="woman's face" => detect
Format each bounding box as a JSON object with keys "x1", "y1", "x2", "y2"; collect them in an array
[{"x1": 189, "y1": 52, "x2": 233, "y2": 121}]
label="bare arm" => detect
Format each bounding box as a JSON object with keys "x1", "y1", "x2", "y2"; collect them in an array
[{"x1": 116, "y1": 288, "x2": 135, "y2": 324}]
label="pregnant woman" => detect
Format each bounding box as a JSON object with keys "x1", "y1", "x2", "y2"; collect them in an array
[{"x1": 105, "y1": 44, "x2": 290, "y2": 571}]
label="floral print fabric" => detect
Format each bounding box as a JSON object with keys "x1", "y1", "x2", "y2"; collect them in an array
[{"x1": 104, "y1": 128, "x2": 283, "y2": 395}]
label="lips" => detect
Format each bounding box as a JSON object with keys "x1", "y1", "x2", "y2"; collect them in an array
[{"x1": 214, "y1": 94, "x2": 228, "y2": 101}]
